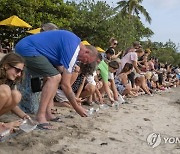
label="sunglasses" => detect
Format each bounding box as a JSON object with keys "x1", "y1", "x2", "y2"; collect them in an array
[
  {"x1": 114, "y1": 42, "x2": 118, "y2": 45},
  {"x1": 9, "y1": 64, "x2": 23, "y2": 74},
  {"x1": 110, "y1": 66, "x2": 118, "y2": 70},
  {"x1": 112, "y1": 67, "x2": 118, "y2": 70}
]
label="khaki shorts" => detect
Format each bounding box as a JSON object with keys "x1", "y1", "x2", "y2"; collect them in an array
[
  {"x1": 55, "y1": 89, "x2": 69, "y2": 103},
  {"x1": 24, "y1": 56, "x2": 59, "y2": 78}
]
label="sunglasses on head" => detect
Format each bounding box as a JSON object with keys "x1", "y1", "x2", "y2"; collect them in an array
[{"x1": 9, "y1": 64, "x2": 23, "y2": 74}]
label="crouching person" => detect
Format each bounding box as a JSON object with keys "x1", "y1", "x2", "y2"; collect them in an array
[
  {"x1": 0, "y1": 53, "x2": 30, "y2": 133},
  {"x1": 97, "y1": 55, "x2": 120, "y2": 104},
  {"x1": 55, "y1": 62, "x2": 96, "y2": 107}
]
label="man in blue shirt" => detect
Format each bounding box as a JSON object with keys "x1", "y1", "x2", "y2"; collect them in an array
[{"x1": 15, "y1": 30, "x2": 97, "y2": 129}]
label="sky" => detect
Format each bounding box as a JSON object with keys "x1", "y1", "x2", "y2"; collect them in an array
[{"x1": 106, "y1": 0, "x2": 180, "y2": 46}]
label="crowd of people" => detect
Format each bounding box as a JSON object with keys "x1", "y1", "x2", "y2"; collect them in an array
[
  {"x1": 0, "y1": 25, "x2": 180, "y2": 136},
  {"x1": 0, "y1": 39, "x2": 13, "y2": 53}
]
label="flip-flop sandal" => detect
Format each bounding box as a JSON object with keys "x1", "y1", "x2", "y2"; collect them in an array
[
  {"x1": 50, "y1": 117, "x2": 62, "y2": 122},
  {"x1": 37, "y1": 123, "x2": 56, "y2": 130}
]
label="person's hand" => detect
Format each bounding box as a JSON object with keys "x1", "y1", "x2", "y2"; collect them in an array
[
  {"x1": 74, "y1": 105, "x2": 88, "y2": 117},
  {"x1": 114, "y1": 94, "x2": 119, "y2": 101},
  {"x1": 99, "y1": 97, "x2": 104, "y2": 104},
  {"x1": 75, "y1": 97, "x2": 84, "y2": 105},
  {"x1": 22, "y1": 114, "x2": 31, "y2": 120},
  {"x1": 22, "y1": 114, "x2": 35, "y2": 124},
  {"x1": 109, "y1": 97, "x2": 115, "y2": 103}
]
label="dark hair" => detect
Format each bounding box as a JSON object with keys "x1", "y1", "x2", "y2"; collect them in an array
[
  {"x1": 121, "y1": 63, "x2": 133, "y2": 73},
  {"x1": 97, "y1": 53, "x2": 103, "y2": 61},
  {"x1": 133, "y1": 41, "x2": 140, "y2": 47},
  {"x1": 108, "y1": 61, "x2": 119, "y2": 69},
  {"x1": 106, "y1": 47, "x2": 115, "y2": 55},
  {"x1": 80, "y1": 61, "x2": 96, "y2": 76},
  {"x1": 135, "y1": 48, "x2": 144, "y2": 53},
  {"x1": 123, "y1": 47, "x2": 136, "y2": 56}
]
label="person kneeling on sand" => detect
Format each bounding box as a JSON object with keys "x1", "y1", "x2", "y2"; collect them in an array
[
  {"x1": 55, "y1": 61, "x2": 96, "y2": 108},
  {"x1": 0, "y1": 53, "x2": 30, "y2": 134},
  {"x1": 115, "y1": 63, "x2": 139, "y2": 97}
]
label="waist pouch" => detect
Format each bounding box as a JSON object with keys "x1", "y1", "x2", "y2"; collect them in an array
[{"x1": 31, "y1": 77, "x2": 42, "y2": 93}]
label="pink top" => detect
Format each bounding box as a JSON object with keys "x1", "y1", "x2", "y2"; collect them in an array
[{"x1": 116, "y1": 52, "x2": 137, "y2": 75}]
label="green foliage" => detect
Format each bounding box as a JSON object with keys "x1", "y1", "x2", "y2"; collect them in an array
[
  {"x1": 142, "y1": 40, "x2": 180, "y2": 66},
  {"x1": 66, "y1": 0, "x2": 153, "y2": 51},
  {"x1": 66, "y1": 0, "x2": 116, "y2": 47},
  {"x1": 0, "y1": 0, "x2": 75, "y2": 42},
  {"x1": 0, "y1": 0, "x2": 179, "y2": 65}
]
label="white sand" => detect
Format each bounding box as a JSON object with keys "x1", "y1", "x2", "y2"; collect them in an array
[{"x1": 0, "y1": 87, "x2": 180, "y2": 154}]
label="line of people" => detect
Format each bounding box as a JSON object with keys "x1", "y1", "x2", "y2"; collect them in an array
[{"x1": 0, "y1": 30, "x2": 179, "y2": 134}]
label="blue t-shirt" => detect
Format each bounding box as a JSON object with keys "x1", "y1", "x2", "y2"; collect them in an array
[{"x1": 15, "y1": 30, "x2": 81, "y2": 72}]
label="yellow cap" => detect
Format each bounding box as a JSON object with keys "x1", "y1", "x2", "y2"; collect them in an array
[
  {"x1": 81, "y1": 40, "x2": 91, "y2": 45},
  {"x1": 26, "y1": 28, "x2": 41, "y2": 34},
  {"x1": 96, "y1": 47, "x2": 105, "y2": 53},
  {"x1": 145, "y1": 48, "x2": 151, "y2": 53}
]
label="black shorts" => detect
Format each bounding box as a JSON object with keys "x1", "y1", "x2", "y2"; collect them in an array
[{"x1": 128, "y1": 72, "x2": 135, "y2": 87}]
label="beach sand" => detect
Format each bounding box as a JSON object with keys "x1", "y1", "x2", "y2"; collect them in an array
[{"x1": 0, "y1": 87, "x2": 180, "y2": 154}]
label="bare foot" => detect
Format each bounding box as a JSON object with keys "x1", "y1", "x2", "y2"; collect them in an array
[
  {"x1": 45, "y1": 111, "x2": 56, "y2": 121},
  {"x1": 36, "y1": 114, "x2": 49, "y2": 124}
]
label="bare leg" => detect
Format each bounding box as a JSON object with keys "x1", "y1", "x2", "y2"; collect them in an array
[
  {"x1": 137, "y1": 76, "x2": 151, "y2": 95},
  {"x1": 36, "y1": 74, "x2": 61, "y2": 124},
  {"x1": 80, "y1": 84, "x2": 95, "y2": 98},
  {"x1": 0, "y1": 85, "x2": 19, "y2": 116}
]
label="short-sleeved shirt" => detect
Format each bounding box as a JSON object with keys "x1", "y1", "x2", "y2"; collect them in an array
[
  {"x1": 15, "y1": 30, "x2": 81, "y2": 73},
  {"x1": 98, "y1": 60, "x2": 109, "y2": 82},
  {"x1": 116, "y1": 52, "x2": 137, "y2": 75},
  {"x1": 108, "y1": 72, "x2": 114, "y2": 80},
  {"x1": 86, "y1": 71, "x2": 97, "y2": 85}
]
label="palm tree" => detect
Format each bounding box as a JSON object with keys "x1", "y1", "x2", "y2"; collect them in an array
[{"x1": 115, "y1": 0, "x2": 152, "y2": 24}]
